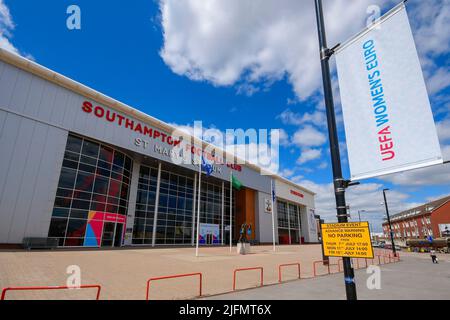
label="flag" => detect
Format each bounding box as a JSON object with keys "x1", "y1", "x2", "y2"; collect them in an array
[
  {"x1": 271, "y1": 180, "x2": 276, "y2": 202},
  {"x1": 201, "y1": 156, "x2": 213, "y2": 176},
  {"x1": 231, "y1": 174, "x2": 242, "y2": 190}
]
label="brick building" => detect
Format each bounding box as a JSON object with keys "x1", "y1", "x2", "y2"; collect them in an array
[{"x1": 382, "y1": 195, "x2": 450, "y2": 241}]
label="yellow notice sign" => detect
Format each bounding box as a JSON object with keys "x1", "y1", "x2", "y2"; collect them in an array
[{"x1": 321, "y1": 222, "x2": 374, "y2": 258}]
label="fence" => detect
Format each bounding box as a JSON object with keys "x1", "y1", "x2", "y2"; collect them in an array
[
  {"x1": 146, "y1": 272, "x2": 203, "y2": 301},
  {"x1": 278, "y1": 263, "x2": 301, "y2": 282},
  {"x1": 232, "y1": 267, "x2": 264, "y2": 291},
  {"x1": 1, "y1": 284, "x2": 101, "y2": 300}
]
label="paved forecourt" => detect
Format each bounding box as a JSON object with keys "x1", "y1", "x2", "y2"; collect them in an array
[
  {"x1": 204, "y1": 254, "x2": 450, "y2": 300},
  {"x1": 0, "y1": 244, "x2": 335, "y2": 300}
]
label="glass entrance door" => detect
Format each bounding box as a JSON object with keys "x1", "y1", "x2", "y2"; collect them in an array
[
  {"x1": 101, "y1": 222, "x2": 115, "y2": 247},
  {"x1": 206, "y1": 234, "x2": 212, "y2": 245},
  {"x1": 114, "y1": 223, "x2": 123, "y2": 247}
]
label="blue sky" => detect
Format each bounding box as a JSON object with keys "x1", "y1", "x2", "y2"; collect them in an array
[{"x1": 1, "y1": 0, "x2": 449, "y2": 232}]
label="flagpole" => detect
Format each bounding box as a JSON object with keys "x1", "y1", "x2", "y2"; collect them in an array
[
  {"x1": 229, "y1": 171, "x2": 232, "y2": 252},
  {"x1": 271, "y1": 179, "x2": 276, "y2": 251},
  {"x1": 195, "y1": 158, "x2": 201, "y2": 257}
]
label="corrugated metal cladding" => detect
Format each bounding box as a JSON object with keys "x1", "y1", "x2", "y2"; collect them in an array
[
  {"x1": 0, "y1": 60, "x2": 71, "y2": 243},
  {"x1": 0, "y1": 110, "x2": 67, "y2": 243}
]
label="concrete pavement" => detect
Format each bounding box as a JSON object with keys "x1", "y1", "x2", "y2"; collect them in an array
[{"x1": 203, "y1": 254, "x2": 450, "y2": 300}]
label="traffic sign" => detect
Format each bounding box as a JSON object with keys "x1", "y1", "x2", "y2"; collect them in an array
[{"x1": 321, "y1": 222, "x2": 374, "y2": 259}]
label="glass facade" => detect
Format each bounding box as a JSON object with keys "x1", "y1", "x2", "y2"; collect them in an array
[
  {"x1": 132, "y1": 165, "x2": 195, "y2": 245},
  {"x1": 198, "y1": 179, "x2": 234, "y2": 244},
  {"x1": 156, "y1": 169, "x2": 195, "y2": 245},
  {"x1": 277, "y1": 200, "x2": 303, "y2": 244},
  {"x1": 48, "y1": 134, "x2": 133, "y2": 247},
  {"x1": 132, "y1": 163, "x2": 235, "y2": 245},
  {"x1": 49, "y1": 134, "x2": 241, "y2": 247}
]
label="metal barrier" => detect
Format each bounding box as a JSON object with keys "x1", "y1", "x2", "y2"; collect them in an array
[
  {"x1": 233, "y1": 267, "x2": 264, "y2": 291},
  {"x1": 377, "y1": 255, "x2": 382, "y2": 265},
  {"x1": 313, "y1": 261, "x2": 330, "y2": 277},
  {"x1": 1, "y1": 284, "x2": 101, "y2": 300},
  {"x1": 337, "y1": 258, "x2": 343, "y2": 272},
  {"x1": 146, "y1": 272, "x2": 202, "y2": 301},
  {"x1": 278, "y1": 263, "x2": 301, "y2": 282},
  {"x1": 328, "y1": 260, "x2": 341, "y2": 274}
]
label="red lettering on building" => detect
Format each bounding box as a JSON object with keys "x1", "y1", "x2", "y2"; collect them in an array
[
  {"x1": 117, "y1": 114, "x2": 125, "y2": 126},
  {"x1": 94, "y1": 106, "x2": 104, "y2": 118},
  {"x1": 290, "y1": 190, "x2": 304, "y2": 198},
  {"x1": 81, "y1": 101, "x2": 181, "y2": 148},
  {"x1": 143, "y1": 126, "x2": 152, "y2": 137},
  {"x1": 134, "y1": 123, "x2": 143, "y2": 134},
  {"x1": 82, "y1": 101, "x2": 93, "y2": 113},
  {"x1": 105, "y1": 110, "x2": 116, "y2": 122},
  {"x1": 125, "y1": 119, "x2": 134, "y2": 130},
  {"x1": 81, "y1": 101, "x2": 245, "y2": 173}
]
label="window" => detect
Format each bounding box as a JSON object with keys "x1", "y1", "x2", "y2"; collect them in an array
[
  {"x1": 48, "y1": 134, "x2": 133, "y2": 247},
  {"x1": 277, "y1": 200, "x2": 303, "y2": 244},
  {"x1": 132, "y1": 164, "x2": 233, "y2": 246}
]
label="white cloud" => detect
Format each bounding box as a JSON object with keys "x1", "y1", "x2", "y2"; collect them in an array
[
  {"x1": 227, "y1": 142, "x2": 279, "y2": 175},
  {"x1": 279, "y1": 168, "x2": 294, "y2": 178},
  {"x1": 236, "y1": 83, "x2": 260, "y2": 96},
  {"x1": 290, "y1": 175, "x2": 304, "y2": 183},
  {"x1": 410, "y1": 0, "x2": 450, "y2": 59},
  {"x1": 278, "y1": 128, "x2": 290, "y2": 147},
  {"x1": 0, "y1": 0, "x2": 18, "y2": 54},
  {"x1": 436, "y1": 117, "x2": 450, "y2": 143},
  {"x1": 410, "y1": 1, "x2": 450, "y2": 95},
  {"x1": 298, "y1": 179, "x2": 419, "y2": 232},
  {"x1": 292, "y1": 125, "x2": 326, "y2": 148},
  {"x1": 159, "y1": 0, "x2": 394, "y2": 100},
  {"x1": 317, "y1": 161, "x2": 328, "y2": 170},
  {"x1": 278, "y1": 108, "x2": 327, "y2": 128},
  {"x1": 297, "y1": 148, "x2": 322, "y2": 164},
  {"x1": 277, "y1": 109, "x2": 303, "y2": 125},
  {"x1": 425, "y1": 67, "x2": 450, "y2": 96},
  {"x1": 0, "y1": 0, "x2": 13, "y2": 30}
]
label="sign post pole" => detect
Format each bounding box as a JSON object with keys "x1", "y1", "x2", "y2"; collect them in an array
[{"x1": 314, "y1": 0, "x2": 357, "y2": 300}]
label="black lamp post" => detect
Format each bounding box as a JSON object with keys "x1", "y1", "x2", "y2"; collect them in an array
[
  {"x1": 383, "y1": 188, "x2": 397, "y2": 256},
  {"x1": 314, "y1": 0, "x2": 357, "y2": 300},
  {"x1": 358, "y1": 210, "x2": 366, "y2": 222}
]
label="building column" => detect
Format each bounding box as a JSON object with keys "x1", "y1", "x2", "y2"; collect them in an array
[
  {"x1": 287, "y1": 203, "x2": 291, "y2": 245},
  {"x1": 273, "y1": 198, "x2": 279, "y2": 245},
  {"x1": 124, "y1": 159, "x2": 141, "y2": 246},
  {"x1": 221, "y1": 181, "x2": 225, "y2": 245},
  {"x1": 151, "y1": 162, "x2": 162, "y2": 247},
  {"x1": 191, "y1": 172, "x2": 197, "y2": 246}
]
